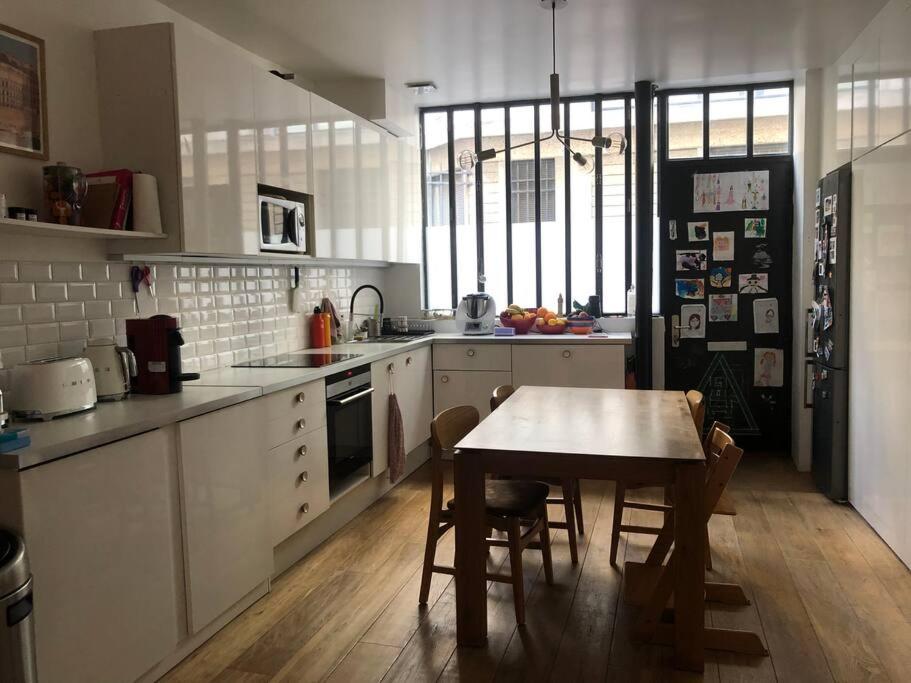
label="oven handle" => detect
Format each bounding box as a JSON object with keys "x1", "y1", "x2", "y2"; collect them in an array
[{"x1": 327, "y1": 387, "x2": 375, "y2": 405}]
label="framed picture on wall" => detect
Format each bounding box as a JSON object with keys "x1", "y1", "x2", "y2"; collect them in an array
[{"x1": 0, "y1": 23, "x2": 48, "y2": 160}]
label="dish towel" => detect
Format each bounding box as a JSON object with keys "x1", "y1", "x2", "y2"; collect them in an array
[
  {"x1": 388, "y1": 393, "x2": 405, "y2": 483},
  {"x1": 320, "y1": 297, "x2": 342, "y2": 340}
]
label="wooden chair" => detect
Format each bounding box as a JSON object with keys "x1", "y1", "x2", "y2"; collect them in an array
[
  {"x1": 418, "y1": 405, "x2": 554, "y2": 624},
  {"x1": 609, "y1": 389, "x2": 706, "y2": 567},
  {"x1": 490, "y1": 385, "x2": 584, "y2": 564}
]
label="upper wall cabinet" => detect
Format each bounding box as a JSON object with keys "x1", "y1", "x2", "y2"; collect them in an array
[{"x1": 253, "y1": 68, "x2": 313, "y2": 195}]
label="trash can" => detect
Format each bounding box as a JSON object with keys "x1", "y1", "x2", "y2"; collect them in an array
[{"x1": 0, "y1": 529, "x2": 37, "y2": 683}]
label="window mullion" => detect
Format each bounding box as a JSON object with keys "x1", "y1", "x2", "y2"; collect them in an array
[
  {"x1": 505, "y1": 108, "x2": 513, "y2": 305},
  {"x1": 594, "y1": 96, "x2": 603, "y2": 305},
  {"x1": 419, "y1": 114, "x2": 429, "y2": 308},
  {"x1": 474, "y1": 105, "x2": 484, "y2": 292},
  {"x1": 564, "y1": 100, "x2": 571, "y2": 310},
  {"x1": 746, "y1": 88, "x2": 755, "y2": 157},
  {"x1": 534, "y1": 106, "x2": 542, "y2": 307},
  {"x1": 446, "y1": 110, "x2": 457, "y2": 309},
  {"x1": 624, "y1": 96, "x2": 633, "y2": 295}
]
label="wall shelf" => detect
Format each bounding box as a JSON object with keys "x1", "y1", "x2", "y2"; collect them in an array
[{"x1": 0, "y1": 217, "x2": 168, "y2": 240}]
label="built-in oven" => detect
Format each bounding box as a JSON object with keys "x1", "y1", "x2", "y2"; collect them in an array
[
  {"x1": 325, "y1": 364, "x2": 374, "y2": 495},
  {"x1": 258, "y1": 183, "x2": 313, "y2": 255}
]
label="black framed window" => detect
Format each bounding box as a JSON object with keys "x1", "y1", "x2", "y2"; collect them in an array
[{"x1": 420, "y1": 94, "x2": 633, "y2": 312}]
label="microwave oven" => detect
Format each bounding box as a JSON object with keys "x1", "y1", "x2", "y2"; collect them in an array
[{"x1": 258, "y1": 183, "x2": 313, "y2": 255}]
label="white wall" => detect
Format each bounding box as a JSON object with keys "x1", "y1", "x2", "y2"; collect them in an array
[{"x1": 818, "y1": 0, "x2": 911, "y2": 565}]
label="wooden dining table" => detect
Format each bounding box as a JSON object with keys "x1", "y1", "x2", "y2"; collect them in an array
[{"x1": 453, "y1": 386, "x2": 708, "y2": 672}]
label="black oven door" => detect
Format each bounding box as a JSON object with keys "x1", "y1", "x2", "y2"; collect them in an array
[{"x1": 326, "y1": 385, "x2": 374, "y2": 482}]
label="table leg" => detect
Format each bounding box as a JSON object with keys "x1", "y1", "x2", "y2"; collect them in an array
[
  {"x1": 674, "y1": 461, "x2": 705, "y2": 672},
  {"x1": 454, "y1": 451, "x2": 488, "y2": 646}
]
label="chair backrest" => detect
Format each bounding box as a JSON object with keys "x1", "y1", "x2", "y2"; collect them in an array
[
  {"x1": 490, "y1": 384, "x2": 516, "y2": 412},
  {"x1": 703, "y1": 420, "x2": 731, "y2": 466},
  {"x1": 702, "y1": 431, "x2": 744, "y2": 521},
  {"x1": 429, "y1": 405, "x2": 480, "y2": 512},
  {"x1": 685, "y1": 389, "x2": 706, "y2": 435}
]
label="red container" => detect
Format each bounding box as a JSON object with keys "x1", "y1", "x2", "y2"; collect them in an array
[{"x1": 310, "y1": 309, "x2": 327, "y2": 348}]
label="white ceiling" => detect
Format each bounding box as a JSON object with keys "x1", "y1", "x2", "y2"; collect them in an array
[{"x1": 161, "y1": 0, "x2": 886, "y2": 106}]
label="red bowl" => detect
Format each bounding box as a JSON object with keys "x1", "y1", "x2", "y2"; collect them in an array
[
  {"x1": 535, "y1": 321, "x2": 567, "y2": 334},
  {"x1": 500, "y1": 312, "x2": 537, "y2": 334}
]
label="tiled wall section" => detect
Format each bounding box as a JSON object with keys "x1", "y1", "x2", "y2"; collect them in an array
[{"x1": 0, "y1": 260, "x2": 382, "y2": 386}]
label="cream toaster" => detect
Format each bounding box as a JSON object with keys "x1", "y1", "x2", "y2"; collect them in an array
[{"x1": 11, "y1": 357, "x2": 97, "y2": 420}]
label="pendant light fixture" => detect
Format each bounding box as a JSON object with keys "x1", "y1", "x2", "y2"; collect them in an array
[{"x1": 459, "y1": 0, "x2": 627, "y2": 174}]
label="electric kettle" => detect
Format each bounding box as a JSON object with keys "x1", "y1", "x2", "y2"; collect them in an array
[{"x1": 83, "y1": 338, "x2": 137, "y2": 401}]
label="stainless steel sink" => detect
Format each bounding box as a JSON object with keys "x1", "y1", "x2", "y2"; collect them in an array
[{"x1": 351, "y1": 334, "x2": 432, "y2": 343}]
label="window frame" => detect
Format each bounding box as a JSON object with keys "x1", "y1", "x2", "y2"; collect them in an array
[
  {"x1": 420, "y1": 93, "x2": 634, "y2": 312},
  {"x1": 662, "y1": 81, "x2": 794, "y2": 162}
]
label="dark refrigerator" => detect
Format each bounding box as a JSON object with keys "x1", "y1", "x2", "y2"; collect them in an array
[{"x1": 811, "y1": 163, "x2": 851, "y2": 501}]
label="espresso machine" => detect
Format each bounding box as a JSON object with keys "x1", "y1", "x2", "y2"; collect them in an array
[
  {"x1": 455, "y1": 293, "x2": 497, "y2": 335},
  {"x1": 126, "y1": 315, "x2": 200, "y2": 394}
]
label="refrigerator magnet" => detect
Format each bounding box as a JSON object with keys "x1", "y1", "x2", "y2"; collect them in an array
[
  {"x1": 669, "y1": 219, "x2": 678, "y2": 240},
  {"x1": 816, "y1": 187, "x2": 821, "y2": 207},
  {"x1": 824, "y1": 195, "x2": 833, "y2": 216},
  {"x1": 829, "y1": 237, "x2": 837, "y2": 264},
  {"x1": 832, "y1": 194, "x2": 838, "y2": 215},
  {"x1": 818, "y1": 262, "x2": 824, "y2": 276}
]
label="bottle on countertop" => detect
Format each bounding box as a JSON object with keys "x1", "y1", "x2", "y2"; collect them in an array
[
  {"x1": 321, "y1": 310, "x2": 332, "y2": 347},
  {"x1": 626, "y1": 285, "x2": 636, "y2": 317},
  {"x1": 310, "y1": 306, "x2": 326, "y2": 348},
  {"x1": 557, "y1": 293, "x2": 564, "y2": 317}
]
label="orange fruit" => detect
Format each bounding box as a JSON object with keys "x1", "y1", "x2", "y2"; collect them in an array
[
  {"x1": 536, "y1": 307, "x2": 548, "y2": 318},
  {"x1": 511, "y1": 314, "x2": 523, "y2": 321},
  {"x1": 544, "y1": 312, "x2": 556, "y2": 322}
]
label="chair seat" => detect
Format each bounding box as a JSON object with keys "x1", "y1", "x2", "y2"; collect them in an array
[{"x1": 447, "y1": 480, "x2": 550, "y2": 517}]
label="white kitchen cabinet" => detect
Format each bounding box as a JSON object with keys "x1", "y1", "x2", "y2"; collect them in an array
[
  {"x1": 371, "y1": 346, "x2": 433, "y2": 476},
  {"x1": 268, "y1": 427, "x2": 331, "y2": 546},
  {"x1": 512, "y1": 345, "x2": 626, "y2": 389},
  {"x1": 178, "y1": 400, "x2": 271, "y2": 633},
  {"x1": 359, "y1": 123, "x2": 384, "y2": 260},
  {"x1": 18, "y1": 429, "x2": 183, "y2": 683},
  {"x1": 433, "y1": 369, "x2": 512, "y2": 419},
  {"x1": 253, "y1": 67, "x2": 313, "y2": 195},
  {"x1": 95, "y1": 22, "x2": 262, "y2": 256}
]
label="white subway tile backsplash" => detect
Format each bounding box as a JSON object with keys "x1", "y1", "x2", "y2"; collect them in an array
[
  {"x1": 0, "y1": 305, "x2": 22, "y2": 324},
  {"x1": 52, "y1": 263, "x2": 82, "y2": 281},
  {"x1": 0, "y1": 258, "x2": 380, "y2": 373},
  {"x1": 0, "y1": 262, "x2": 18, "y2": 282},
  {"x1": 0, "y1": 347, "x2": 26, "y2": 367},
  {"x1": 85, "y1": 301, "x2": 111, "y2": 319},
  {"x1": 0, "y1": 327, "x2": 28, "y2": 347},
  {"x1": 22, "y1": 303, "x2": 55, "y2": 323},
  {"x1": 60, "y1": 321, "x2": 90, "y2": 341},
  {"x1": 20, "y1": 262, "x2": 52, "y2": 282},
  {"x1": 55, "y1": 302, "x2": 85, "y2": 322},
  {"x1": 89, "y1": 318, "x2": 115, "y2": 338},
  {"x1": 1, "y1": 283, "x2": 36, "y2": 304},
  {"x1": 67, "y1": 283, "x2": 96, "y2": 301}
]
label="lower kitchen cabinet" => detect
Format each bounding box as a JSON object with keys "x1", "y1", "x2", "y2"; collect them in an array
[
  {"x1": 433, "y1": 369, "x2": 512, "y2": 419},
  {"x1": 18, "y1": 429, "x2": 183, "y2": 683},
  {"x1": 371, "y1": 346, "x2": 432, "y2": 476},
  {"x1": 268, "y1": 427, "x2": 330, "y2": 546},
  {"x1": 178, "y1": 400, "x2": 271, "y2": 633},
  {"x1": 511, "y1": 344, "x2": 625, "y2": 389}
]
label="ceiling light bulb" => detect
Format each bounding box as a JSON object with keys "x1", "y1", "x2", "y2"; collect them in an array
[
  {"x1": 458, "y1": 150, "x2": 476, "y2": 171},
  {"x1": 572, "y1": 151, "x2": 594, "y2": 175},
  {"x1": 592, "y1": 132, "x2": 628, "y2": 156}
]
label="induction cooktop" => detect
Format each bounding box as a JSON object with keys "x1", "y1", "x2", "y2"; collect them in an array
[{"x1": 233, "y1": 352, "x2": 362, "y2": 368}]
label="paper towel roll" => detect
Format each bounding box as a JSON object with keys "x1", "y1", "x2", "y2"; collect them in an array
[{"x1": 132, "y1": 173, "x2": 162, "y2": 233}]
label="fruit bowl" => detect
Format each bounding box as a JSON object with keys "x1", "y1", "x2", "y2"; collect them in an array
[
  {"x1": 536, "y1": 321, "x2": 567, "y2": 334},
  {"x1": 567, "y1": 319, "x2": 594, "y2": 335},
  {"x1": 499, "y1": 311, "x2": 537, "y2": 334}
]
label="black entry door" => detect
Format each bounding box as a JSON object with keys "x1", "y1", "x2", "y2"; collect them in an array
[{"x1": 659, "y1": 156, "x2": 794, "y2": 452}]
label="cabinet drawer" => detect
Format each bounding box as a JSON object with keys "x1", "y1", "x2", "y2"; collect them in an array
[
  {"x1": 512, "y1": 345, "x2": 625, "y2": 389},
  {"x1": 267, "y1": 396, "x2": 326, "y2": 449},
  {"x1": 433, "y1": 344, "x2": 511, "y2": 372},
  {"x1": 268, "y1": 428, "x2": 330, "y2": 546},
  {"x1": 262, "y1": 379, "x2": 325, "y2": 421}
]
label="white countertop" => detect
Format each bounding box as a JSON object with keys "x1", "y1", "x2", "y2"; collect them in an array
[
  {"x1": 1, "y1": 330, "x2": 632, "y2": 470},
  {"x1": 2, "y1": 385, "x2": 260, "y2": 470},
  {"x1": 186, "y1": 332, "x2": 632, "y2": 395}
]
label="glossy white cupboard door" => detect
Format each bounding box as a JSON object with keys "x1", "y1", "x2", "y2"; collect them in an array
[
  {"x1": 311, "y1": 94, "x2": 335, "y2": 257},
  {"x1": 370, "y1": 358, "x2": 392, "y2": 476},
  {"x1": 173, "y1": 23, "x2": 259, "y2": 255},
  {"x1": 253, "y1": 70, "x2": 313, "y2": 195},
  {"x1": 512, "y1": 345, "x2": 626, "y2": 389},
  {"x1": 359, "y1": 123, "x2": 384, "y2": 260},
  {"x1": 848, "y1": 132, "x2": 911, "y2": 566},
  {"x1": 178, "y1": 400, "x2": 271, "y2": 632},
  {"x1": 21, "y1": 429, "x2": 182, "y2": 683},
  {"x1": 400, "y1": 346, "x2": 433, "y2": 453},
  {"x1": 333, "y1": 114, "x2": 358, "y2": 259}
]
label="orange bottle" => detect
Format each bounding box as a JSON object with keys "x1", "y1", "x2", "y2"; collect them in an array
[
  {"x1": 310, "y1": 307, "x2": 326, "y2": 348},
  {"x1": 321, "y1": 311, "x2": 332, "y2": 346}
]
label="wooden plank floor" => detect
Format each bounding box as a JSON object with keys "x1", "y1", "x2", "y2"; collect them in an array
[{"x1": 163, "y1": 455, "x2": 911, "y2": 682}]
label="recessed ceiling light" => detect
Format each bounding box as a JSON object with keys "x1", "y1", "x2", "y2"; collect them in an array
[{"x1": 405, "y1": 81, "x2": 438, "y2": 95}]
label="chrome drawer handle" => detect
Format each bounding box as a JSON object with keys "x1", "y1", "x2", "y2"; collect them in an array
[
  {"x1": 562, "y1": 350, "x2": 571, "y2": 359},
  {"x1": 466, "y1": 349, "x2": 476, "y2": 357},
  {"x1": 297, "y1": 418, "x2": 306, "y2": 430},
  {"x1": 297, "y1": 444, "x2": 308, "y2": 457},
  {"x1": 299, "y1": 471, "x2": 308, "y2": 483},
  {"x1": 299, "y1": 503, "x2": 310, "y2": 514},
  {"x1": 296, "y1": 391, "x2": 306, "y2": 403},
  {"x1": 441, "y1": 375, "x2": 449, "y2": 384}
]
